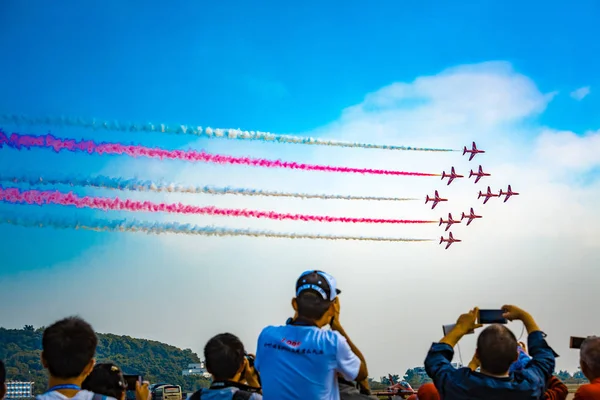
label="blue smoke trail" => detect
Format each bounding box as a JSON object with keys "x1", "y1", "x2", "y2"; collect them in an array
[
  {"x1": 0, "y1": 212, "x2": 433, "y2": 242},
  {"x1": 0, "y1": 114, "x2": 458, "y2": 152},
  {"x1": 0, "y1": 174, "x2": 418, "y2": 201}
]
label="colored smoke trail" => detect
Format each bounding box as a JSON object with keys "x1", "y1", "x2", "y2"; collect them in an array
[
  {"x1": 0, "y1": 131, "x2": 440, "y2": 177},
  {"x1": 0, "y1": 114, "x2": 457, "y2": 152},
  {"x1": 0, "y1": 213, "x2": 434, "y2": 242},
  {"x1": 0, "y1": 174, "x2": 419, "y2": 202},
  {"x1": 0, "y1": 186, "x2": 435, "y2": 224}
]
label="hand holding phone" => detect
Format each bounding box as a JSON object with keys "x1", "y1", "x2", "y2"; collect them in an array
[
  {"x1": 477, "y1": 309, "x2": 508, "y2": 324},
  {"x1": 570, "y1": 336, "x2": 586, "y2": 349},
  {"x1": 123, "y1": 375, "x2": 143, "y2": 391}
]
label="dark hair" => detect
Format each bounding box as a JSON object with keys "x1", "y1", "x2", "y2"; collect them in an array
[
  {"x1": 476, "y1": 324, "x2": 518, "y2": 375},
  {"x1": 296, "y1": 292, "x2": 331, "y2": 320},
  {"x1": 82, "y1": 363, "x2": 126, "y2": 399},
  {"x1": 42, "y1": 316, "x2": 98, "y2": 379},
  {"x1": 204, "y1": 333, "x2": 245, "y2": 381}
]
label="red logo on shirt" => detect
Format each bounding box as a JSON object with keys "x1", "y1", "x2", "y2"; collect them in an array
[{"x1": 281, "y1": 337, "x2": 301, "y2": 347}]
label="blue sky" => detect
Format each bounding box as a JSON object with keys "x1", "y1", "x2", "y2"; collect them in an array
[{"x1": 1, "y1": 0, "x2": 599, "y2": 377}]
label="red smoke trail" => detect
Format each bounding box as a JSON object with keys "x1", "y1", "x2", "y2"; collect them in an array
[
  {"x1": 0, "y1": 187, "x2": 436, "y2": 224},
  {"x1": 0, "y1": 131, "x2": 440, "y2": 177}
]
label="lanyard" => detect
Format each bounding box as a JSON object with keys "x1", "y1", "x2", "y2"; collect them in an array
[{"x1": 47, "y1": 384, "x2": 81, "y2": 393}]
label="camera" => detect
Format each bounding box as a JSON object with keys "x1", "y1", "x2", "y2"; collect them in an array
[{"x1": 245, "y1": 352, "x2": 255, "y2": 368}]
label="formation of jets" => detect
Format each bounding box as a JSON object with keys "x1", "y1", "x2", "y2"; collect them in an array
[{"x1": 429, "y1": 142, "x2": 519, "y2": 249}]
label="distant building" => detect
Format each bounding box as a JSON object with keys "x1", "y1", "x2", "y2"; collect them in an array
[
  {"x1": 6, "y1": 382, "x2": 34, "y2": 399},
  {"x1": 182, "y1": 362, "x2": 210, "y2": 378}
]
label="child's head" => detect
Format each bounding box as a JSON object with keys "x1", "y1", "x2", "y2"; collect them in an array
[
  {"x1": 41, "y1": 317, "x2": 98, "y2": 380},
  {"x1": 204, "y1": 333, "x2": 246, "y2": 381},
  {"x1": 82, "y1": 363, "x2": 127, "y2": 400}
]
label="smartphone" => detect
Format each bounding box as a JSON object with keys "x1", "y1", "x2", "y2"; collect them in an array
[
  {"x1": 443, "y1": 323, "x2": 475, "y2": 336},
  {"x1": 478, "y1": 309, "x2": 507, "y2": 324},
  {"x1": 123, "y1": 375, "x2": 143, "y2": 391},
  {"x1": 570, "y1": 336, "x2": 586, "y2": 349}
]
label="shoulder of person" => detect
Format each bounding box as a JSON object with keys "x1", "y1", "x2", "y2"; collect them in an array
[
  {"x1": 91, "y1": 393, "x2": 119, "y2": 400},
  {"x1": 575, "y1": 382, "x2": 600, "y2": 394}
]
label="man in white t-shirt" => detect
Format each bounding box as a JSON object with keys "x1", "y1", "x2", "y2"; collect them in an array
[{"x1": 255, "y1": 270, "x2": 369, "y2": 400}]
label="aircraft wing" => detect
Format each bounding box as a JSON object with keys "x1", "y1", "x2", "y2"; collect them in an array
[
  {"x1": 466, "y1": 218, "x2": 472, "y2": 226},
  {"x1": 474, "y1": 175, "x2": 481, "y2": 183},
  {"x1": 483, "y1": 196, "x2": 490, "y2": 204},
  {"x1": 445, "y1": 242, "x2": 451, "y2": 249},
  {"x1": 469, "y1": 152, "x2": 475, "y2": 161}
]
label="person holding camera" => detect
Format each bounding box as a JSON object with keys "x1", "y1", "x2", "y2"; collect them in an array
[
  {"x1": 188, "y1": 333, "x2": 262, "y2": 400},
  {"x1": 82, "y1": 363, "x2": 149, "y2": 400},
  {"x1": 574, "y1": 336, "x2": 600, "y2": 399},
  {"x1": 424, "y1": 305, "x2": 557, "y2": 399},
  {"x1": 254, "y1": 270, "x2": 369, "y2": 399}
]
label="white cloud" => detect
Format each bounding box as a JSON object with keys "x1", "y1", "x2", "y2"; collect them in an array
[
  {"x1": 3, "y1": 61, "x2": 600, "y2": 379},
  {"x1": 570, "y1": 86, "x2": 591, "y2": 101}
]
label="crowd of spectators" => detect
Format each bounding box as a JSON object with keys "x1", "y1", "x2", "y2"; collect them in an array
[{"x1": 1, "y1": 269, "x2": 599, "y2": 399}]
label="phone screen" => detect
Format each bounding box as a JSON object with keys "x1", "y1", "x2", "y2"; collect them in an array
[
  {"x1": 123, "y1": 375, "x2": 142, "y2": 391},
  {"x1": 478, "y1": 309, "x2": 507, "y2": 324},
  {"x1": 570, "y1": 336, "x2": 586, "y2": 349}
]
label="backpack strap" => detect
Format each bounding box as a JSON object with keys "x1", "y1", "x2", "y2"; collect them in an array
[{"x1": 232, "y1": 390, "x2": 253, "y2": 400}]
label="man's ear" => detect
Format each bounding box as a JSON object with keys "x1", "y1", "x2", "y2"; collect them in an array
[
  {"x1": 82, "y1": 358, "x2": 95, "y2": 378},
  {"x1": 40, "y1": 352, "x2": 48, "y2": 368},
  {"x1": 292, "y1": 298, "x2": 298, "y2": 312}
]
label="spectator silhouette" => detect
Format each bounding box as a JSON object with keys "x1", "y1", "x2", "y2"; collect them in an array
[
  {"x1": 425, "y1": 305, "x2": 556, "y2": 399},
  {"x1": 1, "y1": 360, "x2": 6, "y2": 400},
  {"x1": 255, "y1": 270, "x2": 369, "y2": 399},
  {"x1": 82, "y1": 363, "x2": 149, "y2": 400},
  {"x1": 37, "y1": 316, "x2": 110, "y2": 400},
  {"x1": 188, "y1": 333, "x2": 262, "y2": 400},
  {"x1": 574, "y1": 336, "x2": 600, "y2": 399}
]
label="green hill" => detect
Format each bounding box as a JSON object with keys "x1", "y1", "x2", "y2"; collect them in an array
[{"x1": 0, "y1": 325, "x2": 211, "y2": 394}]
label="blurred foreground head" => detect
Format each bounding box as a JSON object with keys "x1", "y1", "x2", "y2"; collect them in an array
[
  {"x1": 476, "y1": 324, "x2": 518, "y2": 375},
  {"x1": 580, "y1": 336, "x2": 600, "y2": 381}
]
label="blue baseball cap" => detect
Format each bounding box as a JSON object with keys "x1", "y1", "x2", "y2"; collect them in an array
[{"x1": 296, "y1": 270, "x2": 341, "y2": 301}]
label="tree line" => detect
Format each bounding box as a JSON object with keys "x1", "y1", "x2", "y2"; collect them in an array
[{"x1": 0, "y1": 326, "x2": 211, "y2": 394}]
